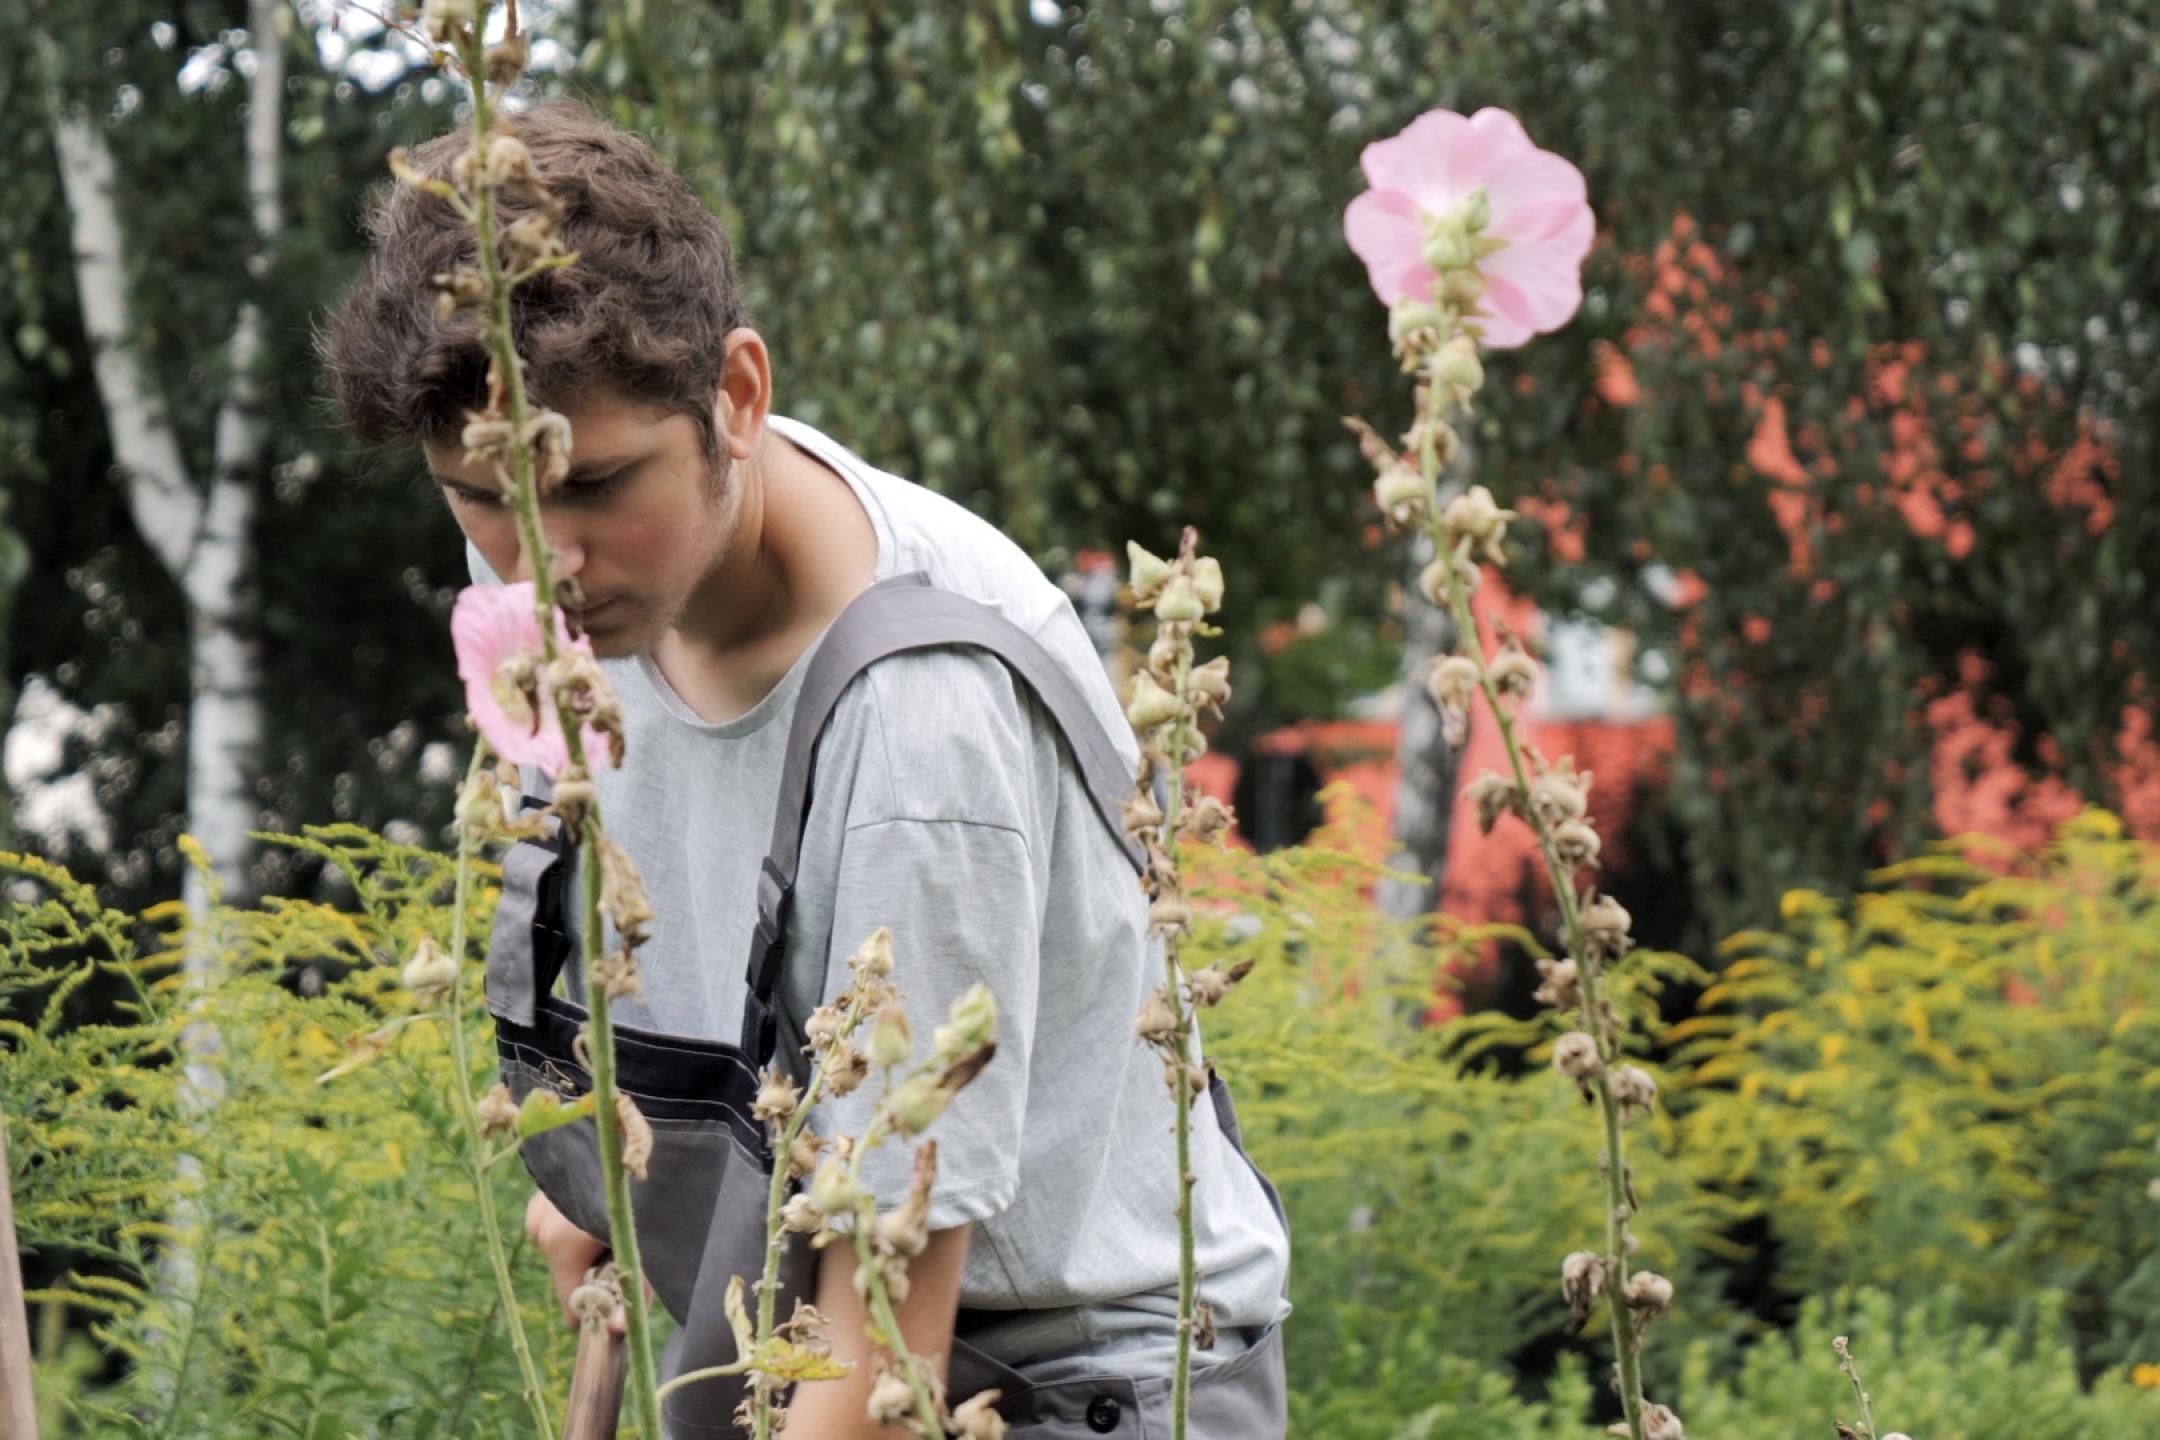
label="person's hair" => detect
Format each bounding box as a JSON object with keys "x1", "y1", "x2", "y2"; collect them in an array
[{"x1": 323, "y1": 97, "x2": 745, "y2": 464}]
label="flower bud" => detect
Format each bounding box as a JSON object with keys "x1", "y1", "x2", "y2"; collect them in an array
[
  {"x1": 886, "y1": 1073, "x2": 952, "y2": 1137},
  {"x1": 1422, "y1": 213, "x2": 1475, "y2": 272},
  {"x1": 1180, "y1": 793, "x2": 1236, "y2": 846},
  {"x1": 809, "y1": 1158, "x2": 865, "y2": 1216},
  {"x1": 1149, "y1": 893, "x2": 1192, "y2": 935},
  {"x1": 1553, "y1": 819, "x2": 1602, "y2": 871},
  {"x1": 1187, "y1": 656, "x2": 1233, "y2": 710},
  {"x1": 550, "y1": 768, "x2": 597, "y2": 830},
  {"x1": 1529, "y1": 764, "x2": 1590, "y2": 826},
  {"x1": 1376, "y1": 463, "x2": 1432, "y2": 525},
  {"x1": 484, "y1": 32, "x2": 531, "y2": 86},
  {"x1": 1641, "y1": 1403, "x2": 1685, "y2": 1440},
  {"x1": 1624, "y1": 1269, "x2": 1674, "y2": 1315},
  {"x1": 1580, "y1": 889, "x2": 1633, "y2": 958},
  {"x1": 804, "y1": 1003, "x2": 847, "y2": 1051},
  {"x1": 867, "y1": 1004, "x2": 913, "y2": 1070},
  {"x1": 1135, "y1": 989, "x2": 1180, "y2": 1045},
  {"x1": 1489, "y1": 648, "x2": 1539, "y2": 700},
  {"x1": 1126, "y1": 542, "x2": 1172, "y2": 602},
  {"x1": 1431, "y1": 335, "x2": 1485, "y2": 393},
  {"x1": 867, "y1": 1372, "x2": 915, "y2": 1428},
  {"x1": 849, "y1": 927, "x2": 895, "y2": 979},
  {"x1": 1153, "y1": 574, "x2": 1206, "y2": 624},
  {"x1": 876, "y1": 1203, "x2": 929, "y2": 1260},
  {"x1": 1388, "y1": 300, "x2": 1448, "y2": 365},
  {"x1": 753, "y1": 1068, "x2": 802, "y2": 1126},
  {"x1": 933, "y1": 982, "x2": 998, "y2": 1062},
  {"x1": 568, "y1": 1278, "x2": 619, "y2": 1329},
  {"x1": 402, "y1": 936, "x2": 459, "y2": 998},
  {"x1": 780, "y1": 1192, "x2": 824, "y2": 1233},
  {"x1": 951, "y1": 1391, "x2": 1010, "y2": 1440},
  {"x1": 1439, "y1": 267, "x2": 1487, "y2": 306},
  {"x1": 1189, "y1": 556, "x2": 1225, "y2": 613},
  {"x1": 1459, "y1": 187, "x2": 1491, "y2": 234},
  {"x1": 475, "y1": 1082, "x2": 520, "y2": 1138},
  {"x1": 1125, "y1": 671, "x2": 1185, "y2": 731},
  {"x1": 1428, "y1": 655, "x2": 1479, "y2": 712},
  {"x1": 1187, "y1": 958, "x2": 1254, "y2": 1008},
  {"x1": 1552, "y1": 1031, "x2": 1603, "y2": 1082}
]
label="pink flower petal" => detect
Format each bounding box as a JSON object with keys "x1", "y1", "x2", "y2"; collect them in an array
[
  {"x1": 1344, "y1": 189, "x2": 1431, "y2": 305},
  {"x1": 452, "y1": 582, "x2": 610, "y2": 778},
  {"x1": 1343, "y1": 105, "x2": 1595, "y2": 339},
  {"x1": 1360, "y1": 109, "x2": 1487, "y2": 216}
]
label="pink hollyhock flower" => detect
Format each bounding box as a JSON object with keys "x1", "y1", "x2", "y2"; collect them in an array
[
  {"x1": 1344, "y1": 107, "x2": 1595, "y2": 348},
  {"x1": 451, "y1": 582, "x2": 607, "y2": 777}
]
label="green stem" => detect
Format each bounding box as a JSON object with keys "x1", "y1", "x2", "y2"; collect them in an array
[
  {"x1": 580, "y1": 829, "x2": 666, "y2": 1437},
  {"x1": 448, "y1": 744, "x2": 555, "y2": 1438},
  {"x1": 456, "y1": 15, "x2": 662, "y2": 1432},
  {"x1": 1162, "y1": 650, "x2": 1198, "y2": 1440},
  {"x1": 852, "y1": 1223, "x2": 946, "y2": 1440},
  {"x1": 751, "y1": 1072, "x2": 827, "y2": 1438},
  {"x1": 1425, "y1": 400, "x2": 1647, "y2": 1440}
]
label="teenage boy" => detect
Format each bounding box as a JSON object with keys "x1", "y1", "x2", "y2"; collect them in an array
[{"x1": 326, "y1": 99, "x2": 1287, "y2": 1437}]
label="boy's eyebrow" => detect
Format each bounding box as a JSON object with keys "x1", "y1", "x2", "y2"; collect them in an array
[{"x1": 429, "y1": 453, "x2": 645, "y2": 490}]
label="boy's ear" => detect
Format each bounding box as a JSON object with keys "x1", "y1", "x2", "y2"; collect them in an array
[{"x1": 714, "y1": 327, "x2": 772, "y2": 460}]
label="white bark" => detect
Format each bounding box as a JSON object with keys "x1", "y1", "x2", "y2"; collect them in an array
[
  {"x1": 45, "y1": 0, "x2": 282, "y2": 911},
  {"x1": 45, "y1": 0, "x2": 285, "y2": 1316}
]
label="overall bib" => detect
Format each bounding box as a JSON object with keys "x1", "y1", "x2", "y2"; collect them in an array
[{"x1": 486, "y1": 573, "x2": 1288, "y2": 1437}]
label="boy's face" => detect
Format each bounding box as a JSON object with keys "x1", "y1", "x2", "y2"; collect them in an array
[{"x1": 424, "y1": 394, "x2": 735, "y2": 659}]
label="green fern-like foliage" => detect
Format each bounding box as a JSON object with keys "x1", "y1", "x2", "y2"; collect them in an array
[
  {"x1": 4, "y1": 829, "x2": 575, "y2": 1440},
  {"x1": 1188, "y1": 786, "x2": 1724, "y2": 1436},
  {"x1": 1677, "y1": 808, "x2": 2160, "y2": 1371}
]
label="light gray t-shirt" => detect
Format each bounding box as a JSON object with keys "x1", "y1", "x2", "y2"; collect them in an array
[{"x1": 481, "y1": 415, "x2": 1288, "y2": 1380}]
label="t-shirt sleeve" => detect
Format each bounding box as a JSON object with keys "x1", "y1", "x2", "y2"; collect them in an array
[{"x1": 803, "y1": 648, "x2": 1053, "y2": 1230}]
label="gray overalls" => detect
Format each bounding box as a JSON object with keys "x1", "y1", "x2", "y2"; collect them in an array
[{"x1": 487, "y1": 573, "x2": 1288, "y2": 1437}]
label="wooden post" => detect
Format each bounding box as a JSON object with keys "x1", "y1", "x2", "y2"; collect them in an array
[
  {"x1": 1, "y1": 1118, "x2": 40, "y2": 1440},
  {"x1": 560, "y1": 1327, "x2": 624, "y2": 1440}
]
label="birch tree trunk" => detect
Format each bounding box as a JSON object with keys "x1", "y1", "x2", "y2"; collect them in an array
[
  {"x1": 43, "y1": 0, "x2": 282, "y2": 1297},
  {"x1": 45, "y1": 0, "x2": 279, "y2": 913}
]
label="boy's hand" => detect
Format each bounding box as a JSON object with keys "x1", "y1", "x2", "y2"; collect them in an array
[{"x1": 525, "y1": 1188, "x2": 614, "y2": 1331}]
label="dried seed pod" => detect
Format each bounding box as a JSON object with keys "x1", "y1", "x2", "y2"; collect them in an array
[
  {"x1": 849, "y1": 927, "x2": 895, "y2": 979},
  {"x1": 865, "y1": 1372, "x2": 915, "y2": 1428},
  {"x1": 1125, "y1": 671, "x2": 1185, "y2": 731},
  {"x1": 1579, "y1": 888, "x2": 1633, "y2": 958},
  {"x1": 753, "y1": 1068, "x2": 802, "y2": 1126},
  {"x1": 474, "y1": 1082, "x2": 520, "y2": 1138},
  {"x1": 1552, "y1": 1031, "x2": 1603, "y2": 1082},
  {"x1": 1609, "y1": 1065, "x2": 1658, "y2": 1123},
  {"x1": 401, "y1": 936, "x2": 459, "y2": 998},
  {"x1": 950, "y1": 1390, "x2": 1009, "y2": 1440},
  {"x1": 1560, "y1": 1250, "x2": 1607, "y2": 1322},
  {"x1": 613, "y1": 1091, "x2": 652, "y2": 1180},
  {"x1": 1465, "y1": 771, "x2": 1521, "y2": 835},
  {"x1": 1624, "y1": 1269, "x2": 1674, "y2": 1316},
  {"x1": 1532, "y1": 957, "x2": 1582, "y2": 1013}
]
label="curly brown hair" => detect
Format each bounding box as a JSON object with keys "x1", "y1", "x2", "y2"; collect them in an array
[{"x1": 322, "y1": 97, "x2": 745, "y2": 463}]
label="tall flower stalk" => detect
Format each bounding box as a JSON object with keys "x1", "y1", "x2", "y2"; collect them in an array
[
  {"x1": 1342, "y1": 108, "x2": 1682, "y2": 1440},
  {"x1": 396, "y1": 3, "x2": 663, "y2": 1433},
  {"x1": 1121, "y1": 530, "x2": 1248, "y2": 1440}
]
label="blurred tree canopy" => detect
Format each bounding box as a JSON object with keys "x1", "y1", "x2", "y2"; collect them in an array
[{"x1": 5, "y1": 0, "x2": 2153, "y2": 942}]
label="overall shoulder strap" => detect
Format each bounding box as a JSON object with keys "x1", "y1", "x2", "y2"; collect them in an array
[{"x1": 738, "y1": 572, "x2": 1146, "y2": 1063}]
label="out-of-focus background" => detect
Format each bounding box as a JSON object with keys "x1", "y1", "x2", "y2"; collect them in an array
[{"x1": 5, "y1": 3, "x2": 2158, "y2": 1437}]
